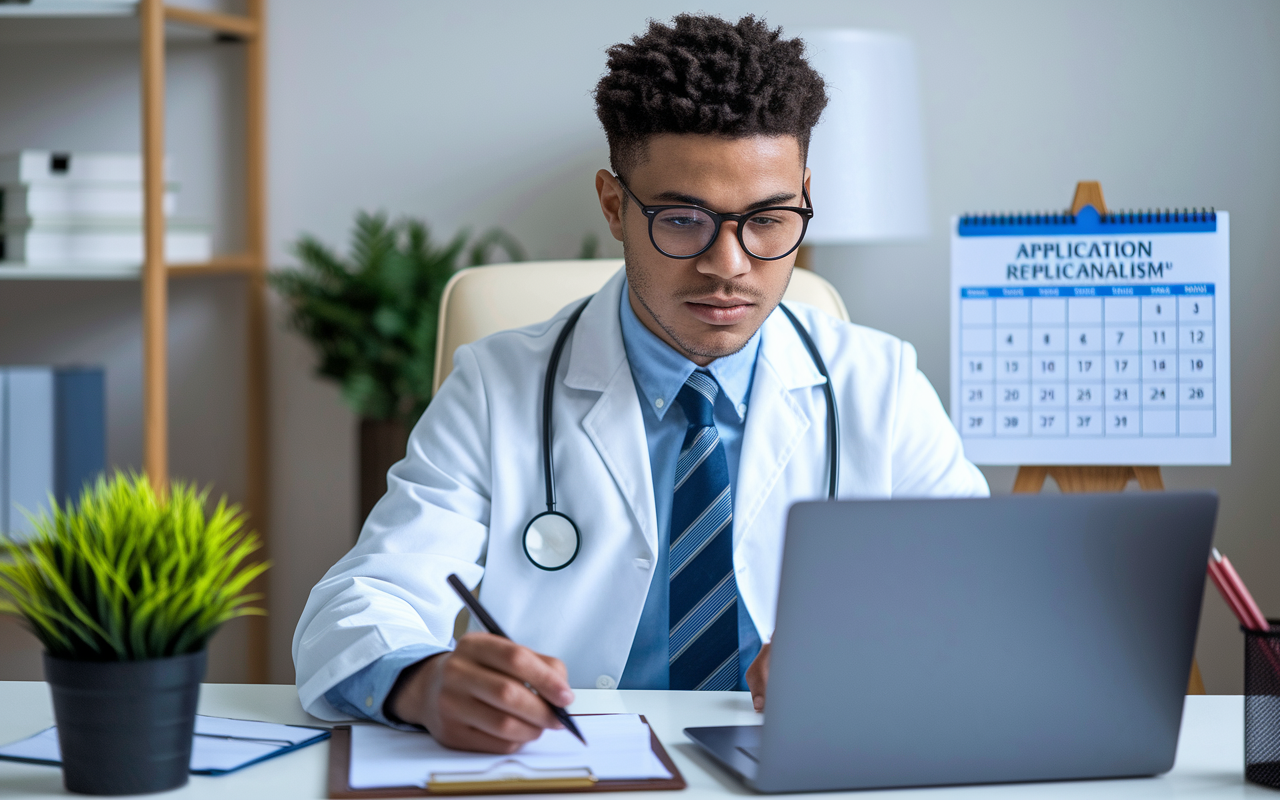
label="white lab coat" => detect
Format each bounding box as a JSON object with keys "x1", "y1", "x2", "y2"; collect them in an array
[{"x1": 293, "y1": 268, "x2": 988, "y2": 719}]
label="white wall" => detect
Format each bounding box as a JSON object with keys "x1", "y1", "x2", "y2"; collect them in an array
[{"x1": 1, "y1": 0, "x2": 1276, "y2": 692}]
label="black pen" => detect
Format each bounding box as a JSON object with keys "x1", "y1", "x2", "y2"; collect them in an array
[{"x1": 446, "y1": 573, "x2": 586, "y2": 745}]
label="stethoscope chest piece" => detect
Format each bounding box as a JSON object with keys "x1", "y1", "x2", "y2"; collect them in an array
[{"x1": 522, "y1": 511, "x2": 581, "y2": 571}]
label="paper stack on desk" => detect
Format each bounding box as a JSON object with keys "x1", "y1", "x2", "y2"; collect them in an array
[
  {"x1": 349, "y1": 713, "x2": 672, "y2": 790},
  {"x1": 0, "y1": 150, "x2": 211, "y2": 267}
]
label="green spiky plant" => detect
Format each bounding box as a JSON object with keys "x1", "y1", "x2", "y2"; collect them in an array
[
  {"x1": 0, "y1": 472, "x2": 268, "y2": 661},
  {"x1": 269, "y1": 212, "x2": 526, "y2": 425}
]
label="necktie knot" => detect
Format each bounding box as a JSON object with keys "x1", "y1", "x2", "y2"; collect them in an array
[{"x1": 676, "y1": 371, "x2": 719, "y2": 429}]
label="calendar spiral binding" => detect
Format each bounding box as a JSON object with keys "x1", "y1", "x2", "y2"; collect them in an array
[
  {"x1": 956, "y1": 206, "x2": 1219, "y2": 237},
  {"x1": 958, "y1": 208, "x2": 1216, "y2": 227}
]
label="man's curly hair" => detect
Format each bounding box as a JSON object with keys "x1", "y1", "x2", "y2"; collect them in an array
[{"x1": 594, "y1": 14, "x2": 828, "y2": 178}]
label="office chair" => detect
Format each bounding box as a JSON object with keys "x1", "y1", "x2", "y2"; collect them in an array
[{"x1": 432, "y1": 259, "x2": 850, "y2": 393}]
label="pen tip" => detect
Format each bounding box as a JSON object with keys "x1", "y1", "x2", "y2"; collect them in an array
[{"x1": 1211, "y1": 547, "x2": 1222, "y2": 561}]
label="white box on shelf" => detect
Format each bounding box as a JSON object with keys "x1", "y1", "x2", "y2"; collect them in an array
[
  {"x1": 0, "y1": 150, "x2": 175, "y2": 184},
  {"x1": 0, "y1": 183, "x2": 178, "y2": 222},
  {"x1": 0, "y1": 221, "x2": 211, "y2": 265}
]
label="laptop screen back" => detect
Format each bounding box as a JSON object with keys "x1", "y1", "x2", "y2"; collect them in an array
[{"x1": 756, "y1": 493, "x2": 1216, "y2": 793}]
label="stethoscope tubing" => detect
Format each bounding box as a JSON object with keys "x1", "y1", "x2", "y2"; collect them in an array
[{"x1": 540, "y1": 299, "x2": 591, "y2": 513}]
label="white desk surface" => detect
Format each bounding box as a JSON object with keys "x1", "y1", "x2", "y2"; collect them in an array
[{"x1": 0, "y1": 682, "x2": 1267, "y2": 798}]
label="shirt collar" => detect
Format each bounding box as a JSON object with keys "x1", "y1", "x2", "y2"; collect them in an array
[{"x1": 618, "y1": 279, "x2": 760, "y2": 422}]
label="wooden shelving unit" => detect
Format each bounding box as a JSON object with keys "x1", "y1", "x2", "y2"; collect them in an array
[{"x1": 0, "y1": 0, "x2": 271, "y2": 682}]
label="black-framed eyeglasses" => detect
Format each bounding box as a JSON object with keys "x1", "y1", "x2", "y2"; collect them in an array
[{"x1": 617, "y1": 177, "x2": 814, "y2": 261}]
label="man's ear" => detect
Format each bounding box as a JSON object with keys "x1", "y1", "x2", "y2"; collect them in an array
[
  {"x1": 803, "y1": 166, "x2": 811, "y2": 200},
  {"x1": 596, "y1": 170, "x2": 626, "y2": 243}
]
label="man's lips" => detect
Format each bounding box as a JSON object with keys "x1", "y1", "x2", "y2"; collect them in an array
[{"x1": 684, "y1": 297, "x2": 754, "y2": 325}]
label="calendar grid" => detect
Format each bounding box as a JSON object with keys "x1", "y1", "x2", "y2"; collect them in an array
[{"x1": 958, "y1": 284, "x2": 1216, "y2": 439}]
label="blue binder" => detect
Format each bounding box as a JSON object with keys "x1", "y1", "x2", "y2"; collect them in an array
[{"x1": 1, "y1": 366, "x2": 105, "y2": 537}]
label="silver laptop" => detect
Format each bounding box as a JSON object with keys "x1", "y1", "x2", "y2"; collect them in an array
[{"x1": 685, "y1": 492, "x2": 1218, "y2": 793}]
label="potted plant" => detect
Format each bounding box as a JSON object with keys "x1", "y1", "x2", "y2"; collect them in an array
[
  {"x1": 270, "y1": 212, "x2": 526, "y2": 530},
  {"x1": 0, "y1": 472, "x2": 267, "y2": 795}
]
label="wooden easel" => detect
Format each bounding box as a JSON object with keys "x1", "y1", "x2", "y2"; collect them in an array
[{"x1": 1010, "y1": 181, "x2": 1206, "y2": 695}]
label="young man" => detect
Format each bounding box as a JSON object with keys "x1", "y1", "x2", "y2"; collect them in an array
[{"x1": 294, "y1": 14, "x2": 987, "y2": 754}]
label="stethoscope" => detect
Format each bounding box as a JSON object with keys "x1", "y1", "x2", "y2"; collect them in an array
[{"x1": 522, "y1": 297, "x2": 841, "y2": 571}]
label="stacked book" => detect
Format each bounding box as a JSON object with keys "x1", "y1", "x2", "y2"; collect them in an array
[
  {"x1": 0, "y1": 150, "x2": 211, "y2": 268},
  {"x1": 1, "y1": 366, "x2": 105, "y2": 541}
]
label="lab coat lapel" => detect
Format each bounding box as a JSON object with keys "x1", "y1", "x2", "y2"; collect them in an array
[
  {"x1": 734, "y1": 308, "x2": 826, "y2": 632},
  {"x1": 735, "y1": 308, "x2": 825, "y2": 543},
  {"x1": 564, "y1": 270, "x2": 659, "y2": 559}
]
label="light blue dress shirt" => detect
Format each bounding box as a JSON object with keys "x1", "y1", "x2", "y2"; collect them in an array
[{"x1": 325, "y1": 281, "x2": 762, "y2": 723}]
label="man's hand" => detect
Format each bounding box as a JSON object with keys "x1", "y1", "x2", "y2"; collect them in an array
[
  {"x1": 746, "y1": 642, "x2": 770, "y2": 711},
  {"x1": 388, "y1": 632, "x2": 574, "y2": 753}
]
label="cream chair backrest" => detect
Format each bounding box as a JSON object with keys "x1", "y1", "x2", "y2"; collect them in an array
[{"x1": 432, "y1": 259, "x2": 850, "y2": 393}]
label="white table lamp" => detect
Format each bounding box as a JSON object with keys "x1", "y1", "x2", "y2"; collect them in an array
[{"x1": 801, "y1": 30, "x2": 929, "y2": 243}]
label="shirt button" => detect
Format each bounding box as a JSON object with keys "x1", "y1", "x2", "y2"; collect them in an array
[
  {"x1": 655, "y1": 397, "x2": 665, "y2": 409},
  {"x1": 596, "y1": 675, "x2": 616, "y2": 689},
  {"x1": 364, "y1": 696, "x2": 374, "y2": 708},
  {"x1": 737, "y1": 403, "x2": 747, "y2": 416}
]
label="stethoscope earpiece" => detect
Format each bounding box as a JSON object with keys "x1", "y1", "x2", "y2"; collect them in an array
[{"x1": 521, "y1": 297, "x2": 838, "y2": 571}]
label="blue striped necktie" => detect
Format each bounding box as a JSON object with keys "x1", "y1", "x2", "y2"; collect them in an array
[{"x1": 669, "y1": 370, "x2": 739, "y2": 691}]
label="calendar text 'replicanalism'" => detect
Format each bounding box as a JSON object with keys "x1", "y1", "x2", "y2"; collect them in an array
[{"x1": 1007, "y1": 240, "x2": 1169, "y2": 281}]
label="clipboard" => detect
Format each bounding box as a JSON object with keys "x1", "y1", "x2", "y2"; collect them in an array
[{"x1": 327, "y1": 715, "x2": 687, "y2": 797}]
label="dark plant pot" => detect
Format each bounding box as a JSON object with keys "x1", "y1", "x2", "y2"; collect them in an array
[
  {"x1": 360, "y1": 417, "x2": 409, "y2": 535},
  {"x1": 44, "y1": 650, "x2": 206, "y2": 796}
]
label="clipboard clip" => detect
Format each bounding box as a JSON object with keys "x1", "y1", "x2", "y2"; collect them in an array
[{"x1": 427, "y1": 759, "x2": 598, "y2": 794}]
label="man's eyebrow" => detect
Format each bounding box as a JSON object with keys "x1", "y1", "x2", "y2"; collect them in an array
[{"x1": 649, "y1": 190, "x2": 799, "y2": 211}]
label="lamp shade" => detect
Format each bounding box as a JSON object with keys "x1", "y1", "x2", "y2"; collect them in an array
[{"x1": 801, "y1": 30, "x2": 929, "y2": 243}]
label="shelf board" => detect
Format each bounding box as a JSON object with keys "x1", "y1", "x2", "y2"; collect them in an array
[
  {"x1": 0, "y1": 1, "x2": 136, "y2": 17},
  {"x1": 0, "y1": 2, "x2": 255, "y2": 42},
  {"x1": 0, "y1": 262, "x2": 140, "y2": 279},
  {"x1": 0, "y1": 255, "x2": 260, "y2": 279}
]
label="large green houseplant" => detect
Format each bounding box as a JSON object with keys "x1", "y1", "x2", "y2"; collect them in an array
[
  {"x1": 270, "y1": 212, "x2": 525, "y2": 528},
  {"x1": 0, "y1": 473, "x2": 267, "y2": 795}
]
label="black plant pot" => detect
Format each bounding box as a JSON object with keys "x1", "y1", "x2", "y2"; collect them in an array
[{"x1": 43, "y1": 650, "x2": 206, "y2": 795}]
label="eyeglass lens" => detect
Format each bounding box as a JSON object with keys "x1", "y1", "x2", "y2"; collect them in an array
[{"x1": 652, "y1": 207, "x2": 806, "y2": 259}]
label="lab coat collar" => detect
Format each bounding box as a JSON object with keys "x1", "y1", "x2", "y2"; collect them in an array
[
  {"x1": 564, "y1": 268, "x2": 629, "y2": 392},
  {"x1": 757, "y1": 302, "x2": 828, "y2": 391},
  {"x1": 565, "y1": 272, "x2": 823, "y2": 394}
]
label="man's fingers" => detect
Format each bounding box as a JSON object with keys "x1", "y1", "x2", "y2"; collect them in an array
[
  {"x1": 430, "y1": 713, "x2": 527, "y2": 755},
  {"x1": 446, "y1": 645, "x2": 562, "y2": 730},
  {"x1": 534, "y1": 654, "x2": 575, "y2": 707},
  {"x1": 442, "y1": 691, "x2": 548, "y2": 745},
  {"x1": 462, "y1": 634, "x2": 574, "y2": 707},
  {"x1": 746, "y1": 642, "x2": 771, "y2": 712}
]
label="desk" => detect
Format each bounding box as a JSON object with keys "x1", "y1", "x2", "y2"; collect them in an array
[{"x1": 0, "y1": 683, "x2": 1266, "y2": 798}]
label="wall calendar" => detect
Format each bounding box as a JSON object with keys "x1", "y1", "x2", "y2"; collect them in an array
[{"x1": 950, "y1": 206, "x2": 1229, "y2": 465}]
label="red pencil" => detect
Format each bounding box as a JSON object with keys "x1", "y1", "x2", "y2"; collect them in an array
[
  {"x1": 1208, "y1": 557, "x2": 1257, "y2": 630},
  {"x1": 1213, "y1": 548, "x2": 1269, "y2": 631}
]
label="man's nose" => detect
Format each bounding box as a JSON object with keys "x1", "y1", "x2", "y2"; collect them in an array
[{"x1": 695, "y1": 221, "x2": 752, "y2": 280}]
